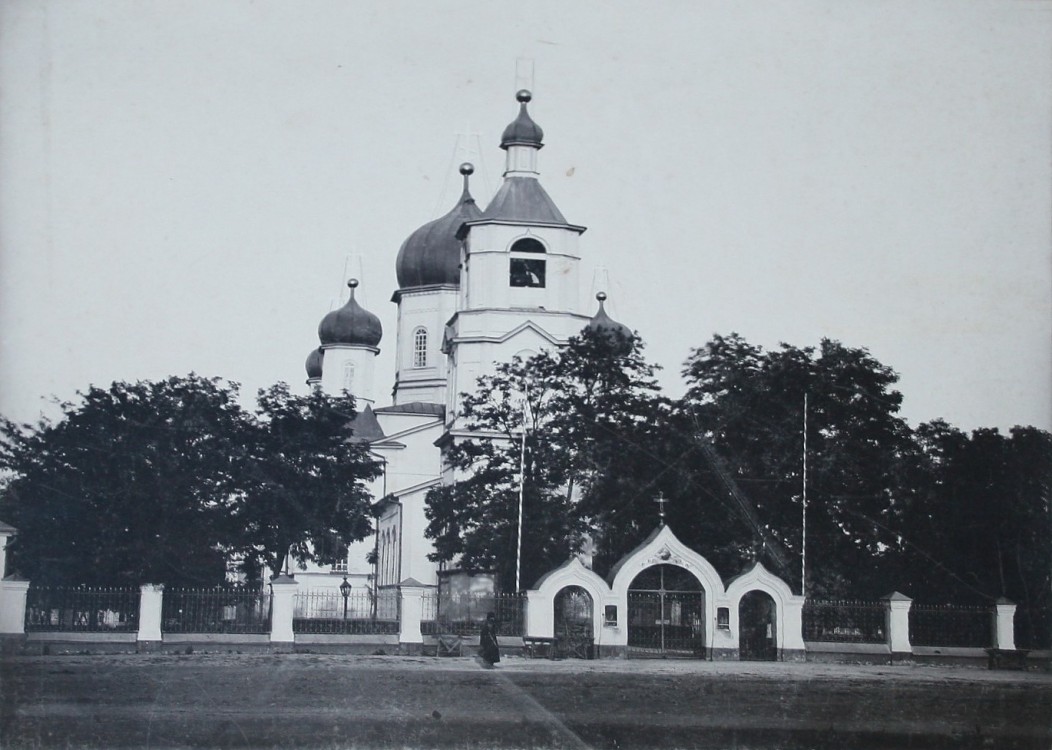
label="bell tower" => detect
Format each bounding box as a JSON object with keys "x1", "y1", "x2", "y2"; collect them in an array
[{"x1": 443, "y1": 90, "x2": 591, "y2": 428}]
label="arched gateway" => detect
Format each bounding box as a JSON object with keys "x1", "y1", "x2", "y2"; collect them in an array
[{"x1": 525, "y1": 526, "x2": 806, "y2": 660}]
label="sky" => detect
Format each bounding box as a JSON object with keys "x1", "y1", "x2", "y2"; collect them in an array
[{"x1": 1, "y1": 0, "x2": 1050, "y2": 433}]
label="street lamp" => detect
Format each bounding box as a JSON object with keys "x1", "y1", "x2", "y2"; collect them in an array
[{"x1": 339, "y1": 576, "x2": 352, "y2": 620}]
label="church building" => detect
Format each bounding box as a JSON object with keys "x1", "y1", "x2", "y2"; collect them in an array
[{"x1": 297, "y1": 91, "x2": 628, "y2": 595}]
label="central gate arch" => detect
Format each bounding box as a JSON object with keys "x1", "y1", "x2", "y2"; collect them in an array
[{"x1": 626, "y1": 564, "x2": 705, "y2": 658}]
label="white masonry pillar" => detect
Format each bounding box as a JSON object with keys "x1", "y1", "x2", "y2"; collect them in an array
[
  {"x1": 993, "y1": 598, "x2": 1017, "y2": 651},
  {"x1": 137, "y1": 584, "x2": 164, "y2": 645},
  {"x1": 883, "y1": 591, "x2": 913, "y2": 658},
  {"x1": 269, "y1": 575, "x2": 298, "y2": 646}
]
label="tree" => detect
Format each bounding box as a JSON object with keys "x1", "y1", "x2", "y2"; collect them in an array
[
  {"x1": 678, "y1": 334, "x2": 916, "y2": 596},
  {"x1": 425, "y1": 327, "x2": 667, "y2": 589},
  {"x1": 232, "y1": 383, "x2": 382, "y2": 580},
  {"x1": 899, "y1": 422, "x2": 1052, "y2": 647},
  {"x1": 0, "y1": 375, "x2": 247, "y2": 586}
]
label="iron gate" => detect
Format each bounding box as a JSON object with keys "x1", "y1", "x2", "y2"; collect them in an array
[{"x1": 627, "y1": 565, "x2": 706, "y2": 658}]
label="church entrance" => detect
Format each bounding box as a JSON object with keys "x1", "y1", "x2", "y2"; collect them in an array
[
  {"x1": 553, "y1": 586, "x2": 594, "y2": 659},
  {"x1": 627, "y1": 564, "x2": 705, "y2": 658},
  {"x1": 738, "y1": 590, "x2": 778, "y2": 661}
]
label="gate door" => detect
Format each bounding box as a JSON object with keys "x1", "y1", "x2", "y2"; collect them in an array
[
  {"x1": 554, "y1": 586, "x2": 594, "y2": 659},
  {"x1": 738, "y1": 590, "x2": 777, "y2": 661},
  {"x1": 627, "y1": 565, "x2": 705, "y2": 658}
]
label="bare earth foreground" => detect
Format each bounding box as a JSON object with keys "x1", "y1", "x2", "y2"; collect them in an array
[{"x1": 1, "y1": 653, "x2": 1050, "y2": 750}]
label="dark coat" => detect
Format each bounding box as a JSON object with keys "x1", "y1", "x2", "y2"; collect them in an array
[{"x1": 479, "y1": 618, "x2": 500, "y2": 664}]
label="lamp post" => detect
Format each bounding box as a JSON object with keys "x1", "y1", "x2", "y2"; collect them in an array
[{"x1": 339, "y1": 576, "x2": 352, "y2": 620}]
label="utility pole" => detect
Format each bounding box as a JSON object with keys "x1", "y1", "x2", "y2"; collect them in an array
[{"x1": 802, "y1": 392, "x2": 809, "y2": 598}]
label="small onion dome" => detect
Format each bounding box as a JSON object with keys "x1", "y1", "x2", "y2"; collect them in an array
[
  {"x1": 305, "y1": 347, "x2": 323, "y2": 379},
  {"x1": 585, "y1": 292, "x2": 633, "y2": 350},
  {"x1": 395, "y1": 163, "x2": 482, "y2": 289},
  {"x1": 500, "y1": 90, "x2": 544, "y2": 150},
  {"x1": 318, "y1": 279, "x2": 383, "y2": 347}
]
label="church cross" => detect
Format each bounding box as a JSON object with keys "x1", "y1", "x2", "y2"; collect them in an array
[{"x1": 655, "y1": 493, "x2": 669, "y2": 526}]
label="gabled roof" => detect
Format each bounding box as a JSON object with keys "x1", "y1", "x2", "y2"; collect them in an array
[{"x1": 0, "y1": 521, "x2": 16, "y2": 534}]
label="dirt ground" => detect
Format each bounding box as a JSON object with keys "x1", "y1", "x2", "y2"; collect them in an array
[{"x1": 1, "y1": 652, "x2": 1050, "y2": 749}]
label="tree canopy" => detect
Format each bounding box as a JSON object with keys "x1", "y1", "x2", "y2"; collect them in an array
[
  {"x1": 424, "y1": 326, "x2": 666, "y2": 589},
  {"x1": 0, "y1": 375, "x2": 381, "y2": 585}
]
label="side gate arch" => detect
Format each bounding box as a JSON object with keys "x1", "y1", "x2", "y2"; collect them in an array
[
  {"x1": 725, "y1": 562, "x2": 806, "y2": 660},
  {"x1": 526, "y1": 557, "x2": 611, "y2": 645}
]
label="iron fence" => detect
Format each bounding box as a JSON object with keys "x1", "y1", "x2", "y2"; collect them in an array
[
  {"x1": 24, "y1": 586, "x2": 141, "y2": 632},
  {"x1": 909, "y1": 603, "x2": 992, "y2": 648},
  {"x1": 293, "y1": 588, "x2": 399, "y2": 634},
  {"x1": 420, "y1": 591, "x2": 525, "y2": 637},
  {"x1": 803, "y1": 599, "x2": 886, "y2": 643},
  {"x1": 162, "y1": 586, "x2": 271, "y2": 634}
]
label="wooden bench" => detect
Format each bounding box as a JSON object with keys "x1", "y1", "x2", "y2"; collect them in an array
[{"x1": 522, "y1": 636, "x2": 557, "y2": 659}]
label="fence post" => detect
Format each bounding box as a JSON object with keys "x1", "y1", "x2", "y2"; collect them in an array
[
  {"x1": 398, "y1": 581, "x2": 424, "y2": 654},
  {"x1": 0, "y1": 576, "x2": 29, "y2": 635},
  {"x1": 137, "y1": 583, "x2": 164, "y2": 646},
  {"x1": 269, "y1": 575, "x2": 298, "y2": 647},
  {"x1": 993, "y1": 597, "x2": 1017, "y2": 651},
  {"x1": 882, "y1": 591, "x2": 912, "y2": 659}
]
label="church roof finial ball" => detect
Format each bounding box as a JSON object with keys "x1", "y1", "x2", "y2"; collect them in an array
[
  {"x1": 347, "y1": 278, "x2": 359, "y2": 290},
  {"x1": 516, "y1": 89, "x2": 532, "y2": 103},
  {"x1": 596, "y1": 291, "x2": 607, "y2": 302},
  {"x1": 459, "y1": 162, "x2": 474, "y2": 176}
]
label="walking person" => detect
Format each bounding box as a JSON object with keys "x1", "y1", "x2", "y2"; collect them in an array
[{"x1": 479, "y1": 612, "x2": 500, "y2": 668}]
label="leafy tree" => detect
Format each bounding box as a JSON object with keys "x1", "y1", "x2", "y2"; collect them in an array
[
  {"x1": 899, "y1": 422, "x2": 1051, "y2": 647},
  {"x1": 232, "y1": 383, "x2": 382, "y2": 580},
  {"x1": 679, "y1": 334, "x2": 916, "y2": 596},
  {"x1": 425, "y1": 327, "x2": 666, "y2": 589},
  {"x1": 0, "y1": 375, "x2": 247, "y2": 586}
]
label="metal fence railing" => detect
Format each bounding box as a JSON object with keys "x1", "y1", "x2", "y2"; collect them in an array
[
  {"x1": 293, "y1": 588, "x2": 399, "y2": 635},
  {"x1": 162, "y1": 586, "x2": 271, "y2": 634},
  {"x1": 420, "y1": 592, "x2": 525, "y2": 637},
  {"x1": 24, "y1": 586, "x2": 141, "y2": 633},
  {"x1": 909, "y1": 603, "x2": 992, "y2": 648},
  {"x1": 803, "y1": 599, "x2": 886, "y2": 643}
]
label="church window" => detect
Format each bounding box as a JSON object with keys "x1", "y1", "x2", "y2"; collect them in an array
[
  {"x1": 343, "y1": 362, "x2": 355, "y2": 392},
  {"x1": 413, "y1": 327, "x2": 428, "y2": 368},
  {"x1": 509, "y1": 238, "x2": 547, "y2": 288}
]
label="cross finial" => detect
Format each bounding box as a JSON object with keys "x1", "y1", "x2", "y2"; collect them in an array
[{"x1": 655, "y1": 493, "x2": 668, "y2": 526}]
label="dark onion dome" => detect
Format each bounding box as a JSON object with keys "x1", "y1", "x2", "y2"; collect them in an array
[
  {"x1": 585, "y1": 292, "x2": 633, "y2": 350},
  {"x1": 501, "y1": 90, "x2": 544, "y2": 149},
  {"x1": 305, "y1": 347, "x2": 323, "y2": 379},
  {"x1": 395, "y1": 163, "x2": 482, "y2": 289},
  {"x1": 318, "y1": 279, "x2": 383, "y2": 347}
]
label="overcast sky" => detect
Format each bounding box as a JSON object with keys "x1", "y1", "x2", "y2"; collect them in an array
[{"x1": 1, "y1": 0, "x2": 1050, "y2": 433}]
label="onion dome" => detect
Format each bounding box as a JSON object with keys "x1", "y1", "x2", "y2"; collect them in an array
[
  {"x1": 318, "y1": 279, "x2": 383, "y2": 347},
  {"x1": 500, "y1": 90, "x2": 544, "y2": 150},
  {"x1": 305, "y1": 347, "x2": 323, "y2": 379},
  {"x1": 585, "y1": 292, "x2": 633, "y2": 351},
  {"x1": 395, "y1": 163, "x2": 482, "y2": 289}
]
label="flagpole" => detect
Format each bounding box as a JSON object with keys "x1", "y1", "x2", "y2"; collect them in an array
[
  {"x1": 802, "y1": 391, "x2": 808, "y2": 598},
  {"x1": 516, "y1": 394, "x2": 527, "y2": 593}
]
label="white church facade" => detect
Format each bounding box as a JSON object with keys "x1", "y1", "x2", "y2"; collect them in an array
[{"x1": 294, "y1": 90, "x2": 624, "y2": 596}]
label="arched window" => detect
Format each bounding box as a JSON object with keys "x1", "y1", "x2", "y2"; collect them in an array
[
  {"x1": 509, "y1": 238, "x2": 547, "y2": 288},
  {"x1": 413, "y1": 327, "x2": 428, "y2": 368}
]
